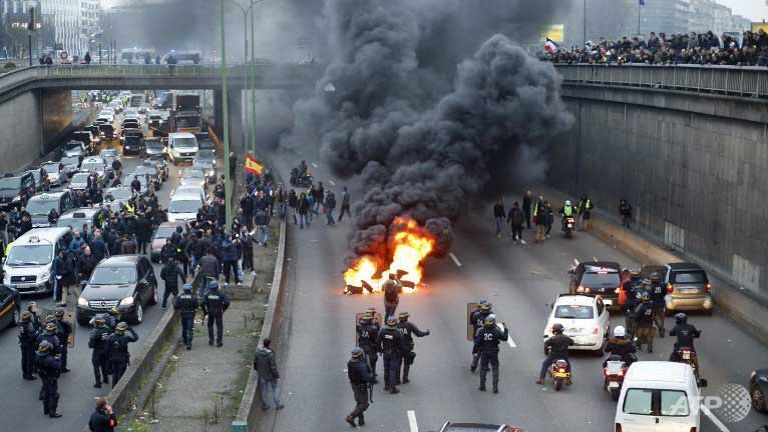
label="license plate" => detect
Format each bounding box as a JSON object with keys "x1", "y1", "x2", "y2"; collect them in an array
[
  {"x1": 682, "y1": 351, "x2": 691, "y2": 360},
  {"x1": 567, "y1": 328, "x2": 581, "y2": 334},
  {"x1": 13, "y1": 283, "x2": 37, "y2": 289},
  {"x1": 553, "y1": 372, "x2": 569, "y2": 378},
  {"x1": 567, "y1": 223, "x2": 573, "y2": 228},
  {"x1": 604, "y1": 299, "x2": 613, "y2": 306},
  {"x1": 681, "y1": 288, "x2": 700, "y2": 293},
  {"x1": 608, "y1": 382, "x2": 620, "y2": 388}
]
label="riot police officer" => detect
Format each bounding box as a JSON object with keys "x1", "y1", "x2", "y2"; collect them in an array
[
  {"x1": 105, "y1": 322, "x2": 139, "y2": 386},
  {"x1": 623, "y1": 277, "x2": 646, "y2": 338},
  {"x1": 473, "y1": 314, "x2": 508, "y2": 393},
  {"x1": 36, "y1": 320, "x2": 62, "y2": 355},
  {"x1": 54, "y1": 307, "x2": 72, "y2": 373},
  {"x1": 648, "y1": 272, "x2": 667, "y2": 337},
  {"x1": 201, "y1": 280, "x2": 230, "y2": 347},
  {"x1": 470, "y1": 301, "x2": 492, "y2": 373},
  {"x1": 88, "y1": 315, "x2": 112, "y2": 388},
  {"x1": 378, "y1": 315, "x2": 403, "y2": 394},
  {"x1": 356, "y1": 313, "x2": 380, "y2": 383},
  {"x1": 634, "y1": 292, "x2": 656, "y2": 353},
  {"x1": 396, "y1": 311, "x2": 430, "y2": 384},
  {"x1": 18, "y1": 311, "x2": 39, "y2": 380},
  {"x1": 35, "y1": 340, "x2": 62, "y2": 418},
  {"x1": 346, "y1": 347, "x2": 373, "y2": 428},
  {"x1": 174, "y1": 284, "x2": 199, "y2": 350}
]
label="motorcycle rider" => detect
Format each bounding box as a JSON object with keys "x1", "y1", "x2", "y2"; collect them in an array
[
  {"x1": 669, "y1": 313, "x2": 701, "y2": 363},
  {"x1": 648, "y1": 271, "x2": 667, "y2": 337},
  {"x1": 378, "y1": 315, "x2": 404, "y2": 394},
  {"x1": 105, "y1": 322, "x2": 139, "y2": 386},
  {"x1": 470, "y1": 301, "x2": 492, "y2": 373},
  {"x1": 35, "y1": 340, "x2": 62, "y2": 418},
  {"x1": 473, "y1": 314, "x2": 508, "y2": 393},
  {"x1": 396, "y1": 311, "x2": 430, "y2": 384},
  {"x1": 603, "y1": 326, "x2": 638, "y2": 366},
  {"x1": 537, "y1": 323, "x2": 574, "y2": 385},
  {"x1": 345, "y1": 347, "x2": 373, "y2": 428},
  {"x1": 559, "y1": 200, "x2": 575, "y2": 232},
  {"x1": 53, "y1": 307, "x2": 72, "y2": 373},
  {"x1": 356, "y1": 313, "x2": 380, "y2": 383},
  {"x1": 88, "y1": 315, "x2": 112, "y2": 388},
  {"x1": 634, "y1": 291, "x2": 656, "y2": 353},
  {"x1": 18, "y1": 312, "x2": 39, "y2": 380}
]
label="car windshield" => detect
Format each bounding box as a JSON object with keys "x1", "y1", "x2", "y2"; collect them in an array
[
  {"x1": 99, "y1": 110, "x2": 112, "y2": 116},
  {"x1": 145, "y1": 142, "x2": 163, "y2": 151},
  {"x1": 107, "y1": 188, "x2": 132, "y2": 199},
  {"x1": 198, "y1": 139, "x2": 215, "y2": 150},
  {"x1": 7, "y1": 244, "x2": 53, "y2": 266},
  {"x1": 193, "y1": 160, "x2": 212, "y2": 169},
  {"x1": 125, "y1": 136, "x2": 142, "y2": 145},
  {"x1": 169, "y1": 199, "x2": 200, "y2": 213},
  {"x1": 82, "y1": 162, "x2": 104, "y2": 172},
  {"x1": 42, "y1": 164, "x2": 60, "y2": 174},
  {"x1": 100, "y1": 149, "x2": 118, "y2": 157},
  {"x1": 176, "y1": 117, "x2": 200, "y2": 128},
  {"x1": 64, "y1": 143, "x2": 81, "y2": 151},
  {"x1": 26, "y1": 198, "x2": 58, "y2": 215},
  {"x1": 154, "y1": 226, "x2": 177, "y2": 238},
  {"x1": 554, "y1": 305, "x2": 594, "y2": 319},
  {"x1": 581, "y1": 272, "x2": 620, "y2": 287},
  {"x1": 135, "y1": 166, "x2": 156, "y2": 176},
  {"x1": 197, "y1": 149, "x2": 215, "y2": 159},
  {"x1": 89, "y1": 266, "x2": 136, "y2": 285},
  {"x1": 0, "y1": 177, "x2": 20, "y2": 190},
  {"x1": 72, "y1": 173, "x2": 89, "y2": 183},
  {"x1": 174, "y1": 137, "x2": 197, "y2": 148},
  {"x1": 61, "y1": 157, "x2": 79, "y2": 167},
  {"x1": 181, "y1": 169, "x2": 205, "y2": 179},
  {"x1": 672, "y1": 271, "x2": 707, "y2": 284}
]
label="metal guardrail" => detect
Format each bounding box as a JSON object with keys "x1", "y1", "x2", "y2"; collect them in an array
[{"x1": 553, "y1": 64, "x2": 768, "y2": 98}]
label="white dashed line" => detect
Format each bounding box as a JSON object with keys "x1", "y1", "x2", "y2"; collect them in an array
[
  {"x1": 311, "y1": 163, "x2": 318, "y2": 168},
  {"x1": 329, "y1": 180, "x2": 336, "y2": 186},
  {"x1": 700, "y1": 405, "x2": 731, "y2": 432},
  {"x1": 592, "y1": 256, "x2": 598, "y2": 262},
  {"x1": 449, "y1": 252, "x2": 462, "y2": 267},
  {"x1": 497, "y1": 324, "x2": 517, "y2": 348},
  {"x1": 407, "y1": 410, "x2": 419, "y2": 432}
]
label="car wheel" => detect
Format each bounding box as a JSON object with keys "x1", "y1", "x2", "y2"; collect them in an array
[
  {"x1": 76, "y1": 313, "x2": 91, "y2": 326},
  {"x1": 11, "y1": 306, "x2": 20, "y2": 326},
  {"x1": 148, "y1": 286, "x2": 158, "y2": 306},
  {"x1": 752, "y1": 384, "x2": 767, "y2": 413},
  {"x1": 132, "y1": 303, "x2": 144, "y2": 325}
]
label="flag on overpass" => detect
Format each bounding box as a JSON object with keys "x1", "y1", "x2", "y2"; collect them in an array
[
  {"x1": 245, "y1": 154, "x2": 264, "y2": 175},
  {"x1": 544, "y1": 37, "x2": 560, "y2": 53}
]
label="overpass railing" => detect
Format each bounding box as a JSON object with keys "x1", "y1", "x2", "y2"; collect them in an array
[{"x1": 554, "y1": 64, "x2": 768, "y2": 98}]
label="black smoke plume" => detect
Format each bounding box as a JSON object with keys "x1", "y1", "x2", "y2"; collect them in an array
[{"x1": 282, "y1": 0, "x2": 574, "y2": 262}]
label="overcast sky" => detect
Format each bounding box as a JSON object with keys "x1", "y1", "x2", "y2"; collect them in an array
[{"x1": 719, "y1": 0, "x2": 767, "y2": 21}]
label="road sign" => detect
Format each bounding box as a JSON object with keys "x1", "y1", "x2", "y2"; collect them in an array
[{"x1": 60, "y1": 51, "x2": 68, "y2": 60}]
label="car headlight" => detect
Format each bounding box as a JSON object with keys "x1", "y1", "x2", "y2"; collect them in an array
[
  {"x1": 120, "y1": 296, "x2": 134, "y2": 306},
  {"x1": 38, "y1": 270, "x2": 50, "y2": 282},
  {"x1": 78, "y1": 296, "x2": 89, "y2": 307},
  {"x1": 208, "y1": 170, "x2": 214, "y2": 177},
  {"x1": 12, "y1": 195, "x2": 21, "y2": 201}
]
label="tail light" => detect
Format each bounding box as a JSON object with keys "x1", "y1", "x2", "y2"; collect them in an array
[
  {"x1": 667, "y1": 283, "x2": 674, "y2": 294},
  {"x1": 615, "y1": 424, "x2": 622, "y2": 432},
  {"x1": 558, "y1": 368, "x2": 566, "y2": 373},
  {"x1": 615, "y1": 286, "x2": 621, "y2": 294},
  {"x1": 706, "y1": 283, "x2": 711, "y2": 293},
  {"x1": 577, "y1": 285, "x2": 590, "y2": 293},
  {"x1": 592, "y1": 327, "x2": 600, "y2": 334},
  {"x1": 618, "y1": 369, "x2": 624, "y2": 376}
]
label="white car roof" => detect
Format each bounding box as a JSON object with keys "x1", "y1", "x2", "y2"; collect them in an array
[
  {"x1": 169, "y1": 132, "x2": 196, "y2": 139},
  {"x1": 82, "y1": 157, "x2": 105, "y2": 163},
  {"x1": 28, "y1": 191, "x2": 68, "y2": 201},
  {"x1": 625, "y1": 361, "x2": 690, "y2": 385},
  {"x1": 554, "y1": 294, "x2": 597, "y2": 306},
  {"x1": 14, "y1": 227, "x2": 70, "y2": 244}
]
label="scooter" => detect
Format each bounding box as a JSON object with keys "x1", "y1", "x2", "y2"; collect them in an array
[
  {"x1": 603, "y1": 355, "x2": 629, "y2": 401},
  {"x1": 549, "y1": 359, "x2": 572, "y2": 391}
]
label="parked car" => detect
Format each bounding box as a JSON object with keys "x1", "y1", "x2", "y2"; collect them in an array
[
  {"x1": 0, "y1": 172, "x2": 35, "y2": 210},
  {"x1": 123, "y1": 133, "x2": 144, "y2": 155},
  {"x1": 41, "y1": 161, "x2": 65, "y2": 187},
  {"x1": 24, "y1": 168, "x2": 49, "y2": 192},
  {"x1": 142, "y1": 138, "x2": 167, "y2": 159},
  {"x1": 663, "y1": 263, "x2": 714, "y2": 315},
  {"x1": 438, "y1": 423, "x2": 525, "y2": 432},
  {"x1": 26, "y1": 191, "x2": 73, "y2": 227},
  {"x1": 79, "y1": 156, "x2": 109, "y2": 183},
  {"x1": 68, "y1": 172, "x2": 90, "y2": 192},
  {"x1": 59, "y1": 156, "x2": 81, "y2": 178},
  {"x1": 76, "y1": 255, "x2": 158, "y2": 325},
  {"x1": 0, "y1": 284, "x2": 21, "y2": 331},
  {"x1": 144, "y1": 155, "x2": 169, "y2": 181},
  {"x1": 71, "y1": 130, "x2": 93, "y2": 154},
  {"x1": 104, "y1": 186, "x2": 136, "y2": 209},
  {"x1": 2, "y1": 227, "x2": 72, "y2": 295},
  {"x1": 55, "y1": 207, "x2": 105, "y2": 233},
  {"x1": 63, "y1": 141, "x2": 87, "y2": 158}
]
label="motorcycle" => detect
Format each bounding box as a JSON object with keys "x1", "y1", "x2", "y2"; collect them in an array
[
  {"x1": 549, "y1": 359, "x2": 572, "y2": 391},
  {"x1": 290, "y1": 167, "x2": 313, "y2": 188},
  {"x1": 674, "y1": 347, "x2": 702, "y2": 381},
  {"x1": 603, "y1": 355, "x2": 629, "y2": 401},
  {"x1": 564, "y1": 216, "x2": 576, "y2": 239}
]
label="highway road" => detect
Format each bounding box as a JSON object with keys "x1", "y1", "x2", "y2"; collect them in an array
[
  {"x1": 259, "y1": 155, "x2": 768, "y2": 432},
  {"x1": 0, "y1": 112, "x2": 185, "y2": 431}
]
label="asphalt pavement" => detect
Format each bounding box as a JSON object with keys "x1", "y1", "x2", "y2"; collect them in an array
[
  {"x1": 0, "y1": 112, "x2": 184, "y2": 431},
  {"x1": 258, "y1": 155, "x2": 768, "y2": 432}
]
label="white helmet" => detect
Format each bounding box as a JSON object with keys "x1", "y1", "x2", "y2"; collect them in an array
[
  {"x1": 613, "y1": 326, "x2": 626, "y2": 338},
  {"x1": 565, "y1": 200, "x2": 571, "y2": 206}
]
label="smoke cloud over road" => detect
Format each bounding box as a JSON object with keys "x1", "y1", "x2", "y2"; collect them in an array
[{"x1": 282, "y1": 0, "x2": 574, "y2": 261}]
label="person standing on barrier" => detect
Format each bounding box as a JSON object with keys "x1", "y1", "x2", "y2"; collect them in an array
[
  {"x1": 253, "y1": 338, "x2": 284, "y2": 411},
  {"x1": 88, "y1": 315, "x2": 111, "y2": 388},
  {"x1": 174, "y1": 284, "x2": 198, "y2": 350},
  {"x1": 104, "y1": 322, "x2": 138, "y2": 387},
  {"x1": 346, "y1": 347, "x2": 373, "y2": 428},
  {"x1": 201, "y1": 280, "x2": 229, "y2": 347}
]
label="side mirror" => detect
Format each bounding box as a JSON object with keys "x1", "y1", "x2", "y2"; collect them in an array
[{"x1": 697, "y1": 378, "x2": 708, "y2": 388}]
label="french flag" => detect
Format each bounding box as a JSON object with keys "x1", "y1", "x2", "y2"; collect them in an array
[{"x1": 544, "y1": 37, "x2": 559, "y2": 53}]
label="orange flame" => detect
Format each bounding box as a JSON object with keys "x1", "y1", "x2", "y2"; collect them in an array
[{"x1": 343, "y1": 216, "x2": 435, "y2": 294}]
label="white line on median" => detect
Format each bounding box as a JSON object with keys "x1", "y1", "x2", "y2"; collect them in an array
[
  {"x1": 407, "y1": 410, "x2": 419, "y2": 432},
  {"x1": 311, "y1": 162, "x2": 318, "y2": 168},
  {"x1": 700, "y1": 405, "x2": 731, "y2": 432},
  {"x1": 449, "y1": 252, "x2": 462, "y2": 267},
  {"x1": 497, "y1": 324, "x2": 517, "y2": 348}
]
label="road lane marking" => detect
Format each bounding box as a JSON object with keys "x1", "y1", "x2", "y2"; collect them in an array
[
  {"x1": 407, "y1": 410, "x2": 419, "y2": 432},
  {"x1": 592, "y1": 256, "x2": 598, "y2": 262},
  {"x1": 700, "y1": 405, "x2": 730, "y2": 432},
  {"x1": 449, "y1": 253, "x2": 462, "y2": 267},
  {"x1": 497, "y1": 324, "x2": 517, "y2": 348},
  {"x1": 329, "y1": 180, "x2": 336, "y2": 186},
  {"x1": 311, "y1": 163, "x2": 318, "y2": 168}
]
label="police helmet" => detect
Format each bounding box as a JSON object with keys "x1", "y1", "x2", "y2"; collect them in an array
[
  {"x1": 44, "y1": 322, "x2": 57, "y2": 333},
  {"x1": 358, "y1": 314, "x2": 371, "y2": 325},
  {"x1": 641, "y1": 292, "x2": 651, "y2": 302},
  {"x1": 398, "y1": 311, "x2": 409, "y2": 321},
  {"x1": 21, "y1": 311, "x2": 31, "y2": 322},
  {"x1": 565, "y1": 200, "x2": 571, "y2": 206},
  {"x1": 116, "y1": 322, "x2": 128, "y2": 332},
  {"x1": 365, "y1": 307, "x2": 376, "y2": 314},
  {"x1": 552, "y1": 323, "x2": 565, "y2": 334},
  {"x1": 45, "y1": 314, "x2": 56, "y2": 323},
  {"x1": 110, "y1": 306, "x2": 120, "y2": 315},
  {"x1": 94, "y1": 315, "x2": 106, "y2": 326},
  {"x1": 36, "y1": 340, "x2": 53, "y2": 355},
  {"x1": 674, "y1": 312, "x2": 687, "y2": 325},
  {"x1": 385, "y1": 315, "x2": 397, "y2": 326},
  {"x1": 479, "y1": 302, "x2": 492, "y2": 312},
  {"x1": 54, "y1": 307, "x2": 65, "y2": 317},
  {"x1": 351, "y1": 347, "x2": 364, "y2": 359},
  {"x1": 483, "y1": 313, "x2": 496, "y2": 327},
  {"x1": 208, "y1": 280, "x2": 219, "y2": 290},
  {"x1": 182, "y1": 284, "x2": 193, "y2": 292},
  {"x1": 613, "y1": 326, "x2": 626, "y2": 338},
  {"x1": 649, "y1": 271, "x2": 662, "y2": 282}
]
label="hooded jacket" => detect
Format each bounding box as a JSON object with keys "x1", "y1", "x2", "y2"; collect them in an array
[{"x1": 253, "y1": 347, "x2": 280, "y2": 381}]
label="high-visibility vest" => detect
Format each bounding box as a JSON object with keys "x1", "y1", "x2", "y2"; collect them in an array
[
  {"x1": 563, "y1": 205, "x2": 573, "y2": 217},
  {"x1": 533, "y1": 202, "x2": 541, "y2": 217}
]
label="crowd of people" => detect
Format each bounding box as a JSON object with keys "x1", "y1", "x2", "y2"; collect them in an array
[
  {"x1": 542, "y1": 28, "x2": 768, "y2": 67},
  {"x1": 492, "y1": 191, "x2": 594, "y2": 243}
]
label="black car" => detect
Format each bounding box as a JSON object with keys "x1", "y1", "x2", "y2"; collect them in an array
[
  {"x1": 750, "y1": 368, "x2": 768, "y2": 413},
  {"x1": 24, "y1": 168, "x2": 49, "y2": 193},
  {"x1": 76, "y1": 255, "x2": 158, "y2": 325},
  {"x1": 99, "y1": 124, "x2": 115, "y2": 141},
  {"x1": 142, "y1": 138, "x2": 166, "y2": 159},
  {"x1": 71, "y1": 131, "x2": 93, "y2": 154},
  {"x1": 0, "y1": 284, "x2": 21, "y2": 331},
  {"x1": 0, "y1": 172, "x2": 35, "y2": 210},
  {"x1": 124, "y1": 134, "x2": 144, "y2": 155},
  {"x1": 568, "y1": 261, "x2": 622, "y2": 309}
]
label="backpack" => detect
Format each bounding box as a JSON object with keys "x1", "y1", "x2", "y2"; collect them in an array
[{"x1": 384, "y1": 283, "x2": 398, "y2": 302}]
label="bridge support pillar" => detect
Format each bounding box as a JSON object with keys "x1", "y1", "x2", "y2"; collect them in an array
[{"x1": 213, "y1": 88, "x2": 245, "y2": 156}]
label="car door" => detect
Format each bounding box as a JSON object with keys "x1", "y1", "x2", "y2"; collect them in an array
[
  {"x1": 144, "y1": 258, "x2": 158, "y2": 296},
  {"x1": 596, "y1": 297, "x2": 609, "y2": 334},
  {"x1": 135, "y1": 262, "x2": 148, "y2": 304},
  {"x1": 0, "y1": 285, "x2": 16, "y2": 329}
]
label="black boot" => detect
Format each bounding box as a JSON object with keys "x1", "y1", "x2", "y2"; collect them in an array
[
  {"x1": 493, "y1": 384, "x2": 499, "y2": 394},
  {"x1": 345, "y1": 415, "x2": 356, "y2": 427},
  {"x1": 390, "y1": 387, "x2": 400, "y2": 394},
  {"x1": 358, "y1": 414, "x2": 365, "y2": 426}
]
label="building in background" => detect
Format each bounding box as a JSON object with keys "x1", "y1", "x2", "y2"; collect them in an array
[
  {"x1": 638, "y1": 0, "x2": 691, "y2": 36},
  {"x1": 0, "y1": 0, "x2": 42, "y2": 59}
]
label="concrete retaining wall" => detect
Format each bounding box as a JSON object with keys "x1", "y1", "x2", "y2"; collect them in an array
[
  {"x1": 549, "y1": 83, "x2": 768, "y2": 303},
  {"x1": 0, "y1": 91, "x2": 43, "y2": 173}
]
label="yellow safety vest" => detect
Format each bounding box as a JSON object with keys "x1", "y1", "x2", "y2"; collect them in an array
[
  {"x1": 563, "y1": 205, "x2": 573, "y2": 217},
  {"x1": 5, "y1": 241, "x2": 12, "y2": 256}
]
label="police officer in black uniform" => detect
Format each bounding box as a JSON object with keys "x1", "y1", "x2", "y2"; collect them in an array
[
  {"x1": 105, "y1": 322, "x2": 139, "y2": 386},
  {"x1": 378, "y1": 315, "x2": 403, "y2": 394},
  {"x1": 201, "y1": 280, "x2": 230, "y2": 347},
  {"x1": 88, "y1": 314, "x2": 112, "y2": 388},
  {"x1": 54, "y1": 307, "x2": 72, "y2": 373},
  {"x1": 648, "y1": 272, "x2": 667, "y2": 337},
  {"x1": 18, "y1": 311, "x2": 39, "y2": 380},
  {"x1": 36, "y1": 320, "x2": 62, "y2": 401},
  {"x1": 174, "y1": 284, "x2": 198, "y2": 350},
  {"x1": 470, "y1": 301, "x2": 492, "y2": 373},
  {"x1": 396, "y1": 311, "x2": 430, "y2": 384},
  {"x1": 634, "y1": 291, "x2": 656, "y2": 352},
  {"x1": 356, "y1": 313, "x2": 380, "y2": 383},
  {"x1": 473, "y1": 314, "x2": 508, "y2": 393},
  {"x1": 345, "y1": 347, "x2": 373, "y2": 428},
  {"x1": 35, "y1": 340, "x2": 62, "y2": 418}
]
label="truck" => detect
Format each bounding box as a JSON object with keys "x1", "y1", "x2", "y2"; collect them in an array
[{"x1": 169, "y1": 93, "x2": 202, "y2": 134}]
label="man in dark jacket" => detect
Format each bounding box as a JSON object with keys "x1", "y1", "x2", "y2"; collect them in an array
[
  {"x1": 104, "y1": 322, "x2": 139, "y2": 386},
  {"x1": 522, "y1": 190, "x2": 532, "y2": 229},
  {"x1": 197, "y1": 249, "x2": 219, "y2": 295},
  {"x1": 254, "y1": 338, "x2": 284, "y2": 410},
  {"x1": 78, "y1": 248, "x2": 99, "y2": 284},
  {"x1": 35, "y1": 341, "x2": 62, "y2": 418},
  {"x1": 396, "y1": 311, "x2": 430, "y2": 384},
  {"x1": 346, "y1": 347, "x2": 373, "y2": 427},
  {"x1": 135, "y1": 214, "x2": 153, "y2": 254},
  {"x1": 378, "y1": 315, "x2": 404, "y2": 394},
  {"x1": 603, "y1": 325, "x2": 637, "y2": 367},
  {"x1": 160, "y1": 257, "x2": 186, "y2": 309},
  {"x1": 493, "y1": 198, "x2": 505, "y2": 237},
  {"x1": 220, "y1": 236, "x2": 239, "y2": 286},
  {"x1": 338, "y1": 186, "x2": 351, "y2": 222},
  {"x1": 473, "y1": 314, "x2": 508, "y2": 393},
  {"x1": 201, "y1": 280, "x2": 229, "y2": 347},
  {"x1": 119, "y1": 234, "x2": 137, "y2": 254},
  {"x1": 323, "y1": 190, "x2": 337, "y2": 225},
  {"x1": 89, "y1": 397, "x2": 118, "y2": 432},
  {"x1": 507, "y1": 201, "x2": 525, "y2": 244},
  {"x1": 174, "y1": 284, "x2": 198, "y2": 349},
  {"x1": 18, "y1": 312, "x2": 39, "y2": 380},
  {"x1": 88, "y1": 315, "x2": 112, "y2": 388},
  {"x1": 538, "y1": 323, "x2": 574, "y2": 385}
]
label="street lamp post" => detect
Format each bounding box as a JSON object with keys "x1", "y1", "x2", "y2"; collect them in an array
[
  {"x1": 220, "y1": 0, "x2": 232, "y2": 227},
  {"x1": 250, "y1": 0, "x2": 256, "y2": 157}
]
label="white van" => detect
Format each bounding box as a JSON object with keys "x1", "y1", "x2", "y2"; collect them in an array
[
  {"x1": 615, "y1": 361, "x2": 703, "y2": 432},
  {"x1": 3, "y1": 227, "x2": 72, "y2": 295},
  {"x1": 167, "y1": 132, "x2": 199, "y2": 165}
]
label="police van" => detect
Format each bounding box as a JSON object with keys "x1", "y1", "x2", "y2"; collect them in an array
[{"x1": 2, "y1": 227, "x2": 72, "y2": 295}]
